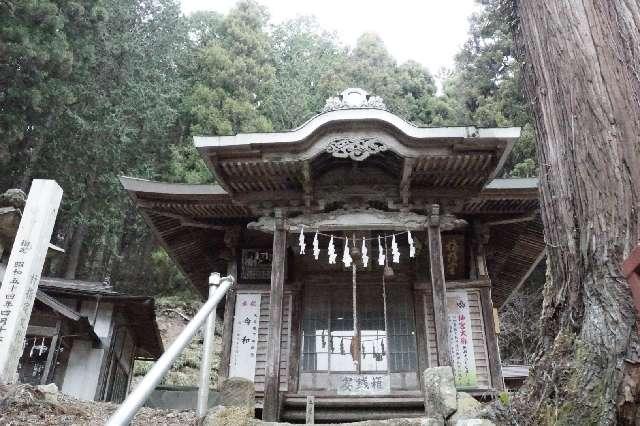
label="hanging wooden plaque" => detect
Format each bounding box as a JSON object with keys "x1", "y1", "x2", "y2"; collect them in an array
[{"x1": 442, "y1": 233, "x2": 466, "y2": 280}]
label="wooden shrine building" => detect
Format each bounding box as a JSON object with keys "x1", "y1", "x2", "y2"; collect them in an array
[{"x1": 122, "y1": 88, "x2": 544, "y2": 422}]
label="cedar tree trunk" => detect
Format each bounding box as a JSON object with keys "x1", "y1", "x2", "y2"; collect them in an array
[
  {"x1": 64, "y1": 222, "x2": 87, "y2": 280},
  {"x1": 512, "y1": 0, "x2": 640, "y2": 424}
]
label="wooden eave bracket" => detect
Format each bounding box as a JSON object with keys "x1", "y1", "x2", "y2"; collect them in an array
[{"x1": 400, "y1": 158, "x2": 416, "y2": 206}]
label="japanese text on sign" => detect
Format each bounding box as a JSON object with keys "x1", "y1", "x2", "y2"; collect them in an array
[
  {"x1": 229, "y1": 293, "x2": 261, "y2": 381},
  {"x1": 0, "y1": 180, "x2": 62, "y2": 384},
  {"x1": 336, "y1": 374, "x2": 390, "y2": 395},
  {"x1": 447, "y1": 291, "x2": 478, "y2": 387}
]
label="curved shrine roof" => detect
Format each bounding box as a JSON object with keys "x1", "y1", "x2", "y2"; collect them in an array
[{"x1": 121, "y1": 89, "x2": 543, "y2": 305}]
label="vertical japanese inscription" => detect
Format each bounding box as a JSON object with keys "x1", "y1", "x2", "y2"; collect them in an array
[
  {"x1": 0, "y1": 180, "x2": 62, "y2": 384},
  {"x1": 446, "y1": 290, "x2": 478, "y2": 388},
  {"x1": 229, "y1": 293, "x2": 261, "y2": 381}
]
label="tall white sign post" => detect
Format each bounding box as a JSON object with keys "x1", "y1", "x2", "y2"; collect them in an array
[{"x1": 0, "y1": 180, "x2": 62, "y2": 384}]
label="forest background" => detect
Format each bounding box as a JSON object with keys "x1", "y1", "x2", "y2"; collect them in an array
[{"x1": 0, "y1": 0, "x2": 541, "y2": 363}]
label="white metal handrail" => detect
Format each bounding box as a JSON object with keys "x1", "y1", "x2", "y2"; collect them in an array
[{"x1": 106, "y1": 272, "x2": 234, "y2": 426}]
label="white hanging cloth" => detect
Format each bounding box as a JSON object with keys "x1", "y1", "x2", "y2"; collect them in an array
[
  {"x1": 328, "y1": 235, "x2": 337, "y2": 264},
  {"x1": 313, "y1": 231, "x2": 320, "y2": 260},
  {"x1": 361, "y1": 237, "x2": 369, "y2": 267},
  {"x1": 408, "y1": 230, "x2": 415, "y2": 258},
  {"x1": 391, "y1": 234, "x2": 400, "y2": 263},
  {"x1": 377, "y1": 235, "x2": 385, "y2": 266},
  {"x1": 299, "y1": 227, "x2": 306, "y2": 254},
  {"x1": 39, "y1": 337, "x2": 46, "y2": 356},
  {"x1": 342, "y1": 236, "x2": 352, "y2": 267}
]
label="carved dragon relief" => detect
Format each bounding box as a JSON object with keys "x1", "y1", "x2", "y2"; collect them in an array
[
  {"x1": 247, "y1": 208, "x2": 467, "y2": 233},
  {"x1": 325, "y1": 136, "x2": 388, "y2": 161}
]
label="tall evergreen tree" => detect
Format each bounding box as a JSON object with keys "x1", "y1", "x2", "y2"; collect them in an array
[
  {"x1": 510, "y1": 0, "x2": 640, "y2": 423},
  {"x1": 0, "y1": 0, "x2": 105, "y2": 189},
  {"x1": 443, "y1": 1, "x2": 536, "y2": 177}
]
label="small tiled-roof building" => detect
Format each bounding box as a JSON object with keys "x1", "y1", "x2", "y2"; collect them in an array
[{"x1": 0, "y1": 264, "x2": 163, "y2": 402}]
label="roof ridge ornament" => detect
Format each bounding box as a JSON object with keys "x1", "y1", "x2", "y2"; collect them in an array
[{"x1": 322, "y1": 88, "x2": 387, "y2": 113}]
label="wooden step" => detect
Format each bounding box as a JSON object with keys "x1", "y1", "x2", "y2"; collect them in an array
[
  {"x1": 281, "y1": 395, "x2": 425, "y2": 423},
  {"x1": 282, "y1": 408, "x2": 424, "y2": 423},
  {"x1": 284, "y1": 396, "x2": 424, "y2": 408}
]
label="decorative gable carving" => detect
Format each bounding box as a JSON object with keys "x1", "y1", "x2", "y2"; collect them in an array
[{"x1": 325, "y1": 136, "x2": 388, "y2": 161}]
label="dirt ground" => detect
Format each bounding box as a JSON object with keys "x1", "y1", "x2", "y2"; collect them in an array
[{"x1": 0, "y1": 384, "x2": 198, "y2": 426}]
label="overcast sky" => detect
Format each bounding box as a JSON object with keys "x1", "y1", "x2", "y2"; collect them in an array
[{"x1": 180, "y1": 0, "x2": 481, "y2": 74}]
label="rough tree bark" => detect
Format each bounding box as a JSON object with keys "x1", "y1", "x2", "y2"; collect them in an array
[
  {"x1": 64, "y1": 222, "x2": 87, "y2": 280},
  {"x1": 511, "y1": 0, "x2": 640, "y2": 424}
]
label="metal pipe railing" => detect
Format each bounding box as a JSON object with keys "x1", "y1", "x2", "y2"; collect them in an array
[
  {"x1": 197, "y1": 278, "x2": 217, "y2": 418},
  {"x1": 106, "y1": 273, "x2": 233, "y2": 426}
]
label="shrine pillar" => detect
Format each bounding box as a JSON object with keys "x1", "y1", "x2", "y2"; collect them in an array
[
  {"x1": 219, "y1": 226, "x2": 241, "y2": 382},
  {"x1": 427, "y1": 204, "x2": 452, "y2": 366},
  {"x1": 263, "y1": 212, "x2": 287, "y2": 421}
]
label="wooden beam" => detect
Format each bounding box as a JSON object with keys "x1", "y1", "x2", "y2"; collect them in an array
[
  {"x1": 287, "y1": 286, "x2": 304, "y2": 393},
  {"x1": 25, "y1": 325, "x2": 57, "y2": 337},
  {"x1": 263, "y1": 213, "x2": 287, "y2": 421},
  {"x1": 41, "y1": 319, "x2": 61, "y2": 385},
  {"x1": 36, "y1": 291, "x2": 82, "y2": 321},
  {"x1": 445, "y1": 279, "x2": 491, "y2": 290},
  {"x1": 400, "y1": 158, "x2": 416, "y2": 206},
  {"x1": 140, "y1": 208, "x2": 227, "y2": 230},
  {"x1": 473, "y1": 224, "x2": 490, "y2": 277},
  {"x1": 219, "y1": 259, "x2": 237, "y2": 381},
  {"x1": 220, "y1": 226, "x2": 242, "y2": 381},
  {"x1": 484, "y1": 214, "x2": 536, "y2": 227},
  {"x1": 302, "y1": 161, "x2": 313, "y2": 210},
  {"x1": 500, "y1": 249, "x2": 545, "y2": 308},
  {"x1": 479, "y1": 287, "x2": 504, "y2": 391},
  {"x1": 427, "y1": 204, "x2": 451, "y2": 366}
]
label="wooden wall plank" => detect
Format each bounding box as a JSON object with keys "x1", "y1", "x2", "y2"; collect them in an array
[
  {"x1": 479, "y1": 287, "x2": 504, "y2": 390},
  {"x1": 253, "y1": 292, "x2": 292, "y2": 392},
  {"x1": 219, "y1": 260, "x2": 237, "y2": 381},
  {"x1": 466, "y1": 290, "x2": 491, "y2": 389},
  {"x1": 422, "y1": 291, "x2": 439, "y2": 368}
]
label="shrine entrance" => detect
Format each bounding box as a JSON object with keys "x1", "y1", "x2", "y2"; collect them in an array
[
  {"x1": 122, "y1": 88, "x2": 546, "y2": 421},
  {"x1": 299, "y1": 280, "x2": 419, "y2": 394}
]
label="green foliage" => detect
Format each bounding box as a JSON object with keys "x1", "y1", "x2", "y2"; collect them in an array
[
  {"x1": 443, "y1": 0, "x2": 537, "y2": 176},
  {"x1": 183, "y1": 0, "x2": 274, "y2": 137},
  {"x1": 262, "y1": 16, "x2": 349, "y2": 130},
  {"x1": 498, "y1": 391, "x2": 511, "y2": 405},
  {"x1": 0, "y1": 0, "x2": 103, "y2": 183},
  {"x1": 2, "y1": 0, "x2": 539, "y2": 298},
  {"x1": 165, "y1": 144, "x2": 212, "y2": 184},
  {"x1": 346, "y1": 34, "x2": 447, "y2": 126}
]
